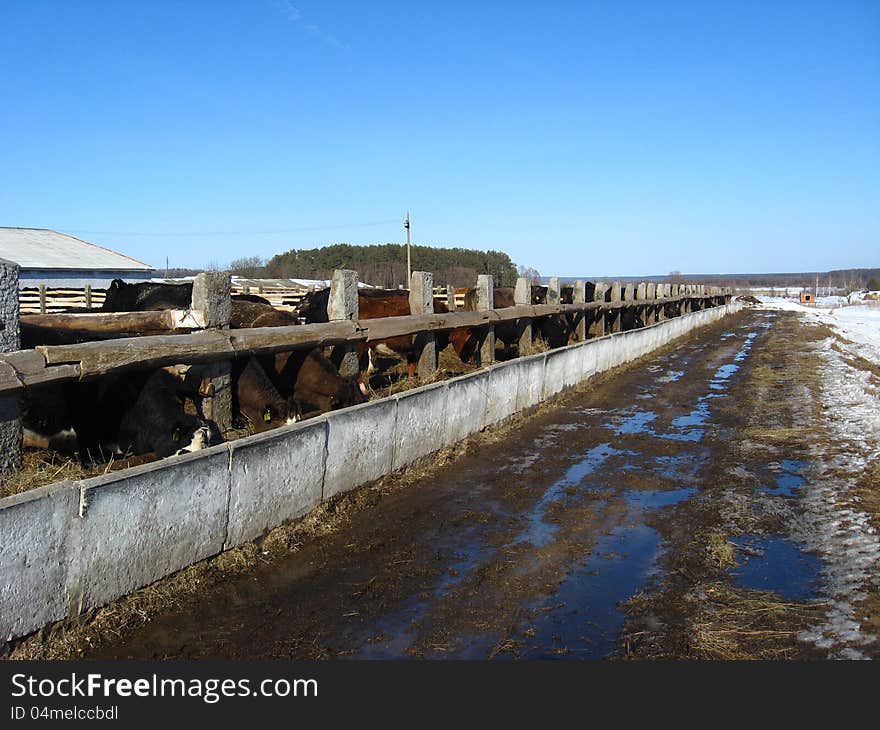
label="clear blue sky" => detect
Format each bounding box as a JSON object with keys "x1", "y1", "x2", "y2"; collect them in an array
[{"x1": 1, "y1": 0, "x2": 877, "y2": 277}]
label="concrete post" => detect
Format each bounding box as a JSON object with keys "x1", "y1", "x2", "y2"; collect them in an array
[
  {"x1": 572, "y1": 280, "x2": 586, "y2": 341},
  {"x1": 192, "y1": 272, "x2": 233, "y2": 434},
  {"x1": 0, "y1": 259, "x2": 22, "y2": 484},
  {"x1": 328, "y1": 269, "x2": 360, "y2": 378},
  {"x1": 546, "y1": 277, "x2": 561, "y2": 305},
  {"x1": 409, "y1": 271, "x2": 437, "y2": 382},
  {"x1": 476, "y1": 274, "x2": 494, "y2": 366},
  {"x1": 446, "y1": 284, "x2": 456, "y2": 312},
  {"x1": 608, "y1": 281, "x2": 622, "y2": 333},
  {"x1": 636, "y1": 282, "x2": 648, "y2": 327},
  {"x1": 647, "y1": 282, "x2": 658, "y2": 323},
  {"x1": 514, "y1": 277, "x2": 532, "y2": 356},
  {"x1": 589, "y1": 282, "x2": 606, "y2": 338}
]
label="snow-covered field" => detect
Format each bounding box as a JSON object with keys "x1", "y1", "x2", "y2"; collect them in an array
[
  {"x1": 756, "y1": 295, "x2": 880, "y2": 363},
  {"x1": 796, "y1": 334, "x2": 880, "y2": 658},
  {"x1": 755, "y1": 294, "x2": 880, "y2": 657}
]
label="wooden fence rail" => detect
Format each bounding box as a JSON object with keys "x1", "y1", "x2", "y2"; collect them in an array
[{"x1": 0, "y1": 275, "x2": 730, "y2": 395}]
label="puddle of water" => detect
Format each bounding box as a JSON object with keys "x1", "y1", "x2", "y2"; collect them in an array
[
  {"x1": 760, "y1": 460, "x2": 807, "y2": 497},
  {"x1": 623, "y1": 486, "x2": 697, "y2": 509},
  {"x1": 655, "y1": 454, "x2": 699, "y2": 482},
  {"x1": 617, "y1": 411, "x2": 657, "y2": 434},
  {"x1": 730, "y1": 535, "x2": 822, "y2": 602},
  {"x1": 514, "y1": 524, "x2": 662, "y2": 659},
  {"x1": 513, "y1": 443, "x2": 633, "y2": 548},
  {"x1": 656, "y1": 370, "x2": 685, "y2": 383}
]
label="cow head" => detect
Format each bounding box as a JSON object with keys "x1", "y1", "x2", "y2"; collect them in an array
[
  {"x1": 292, "y1": 349, "x2": 366, "y2": 416},
  {"x1": 234, "y1": 358, "x2": 297, "y2": 434},
  {"x1": 162, "y1": 416, "x2": 216, "y2": 458},
  {"x1": 295, "y1": 288, "x2": 331, "y2": 324}
]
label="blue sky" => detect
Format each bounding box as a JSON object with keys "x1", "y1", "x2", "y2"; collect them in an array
[{"x1": 1, "y1": 1, "x2": 877, "y2": 276}]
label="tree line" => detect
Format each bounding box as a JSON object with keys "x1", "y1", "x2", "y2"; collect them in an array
[{"x1": 228, "y1": 243, "x2": 526, "y2": 288}]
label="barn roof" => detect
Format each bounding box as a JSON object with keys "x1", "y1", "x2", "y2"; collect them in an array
[{"x1": 0, "y1": 227, "x2": 153, "y2": 271}]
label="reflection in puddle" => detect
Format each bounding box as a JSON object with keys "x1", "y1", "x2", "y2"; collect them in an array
[
  {"x1": 730, "y1": 535, "x2": 822, "y2": 602},
  {"x1": 656, "y1": 370, "x2": 685, "y2": 383},
  {"x1": 760, "y1": 460, "x2": 807, "y2": 497},
  {"x1": 617, "y1": 411, "x2": 657, "y2": 434},
  {"x1": 513, "y1": 524, "x2": 662, "y2": 659},
  {"x1": 513, "y1": 443, "x2": 633, "y2": 548},
  {"x1": 624, "y1": 486, "x2": 697, "y2": 509}
]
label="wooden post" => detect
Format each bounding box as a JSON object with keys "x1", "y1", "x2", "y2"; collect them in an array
[
  {"x1": 39, "y1": 284, "x2": 47, "y2": 315},
  {"x1": 608, "y1": 281, "x2": 622, "y2": 333},
  {"x1": 646, "y1": 282, "x2": 657, "y2": 324},
  {"x1": 192, "y1": 272, "x2": 233, "y2": 433},
  {"x1": 572, "y1": 280, "x2": 586, "y2": 341},
  {"x1": 476, "y1": 274, "x2": 494, "y2": 366},
  {"x1": 589, "y1": 282, "x2": 606, "y2": 338},
  {"x1": 514, "y1": 276, "x2": 532, "y2": 355},
  {"x1": 446, "y1": 284, "x2": 456, "y2": 312},
  {"x1": 409, "y1": 271, "x2": 437, "y2": 381},
  {"x1": 328, "y1": 269, "x2": 360, "y2": 378},
  {"x1": 0, "y1": 258, "x2": 22, "y2": 484},
  {"x1": 85, "y1": 284, "x2": 92, "y2": 309}
]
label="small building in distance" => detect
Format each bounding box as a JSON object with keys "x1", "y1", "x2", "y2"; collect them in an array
[
  {"x1": 799, "y1": 291, "x2": 815, "y2": 304},
  {"x1": 0, "y1": 227, "x2": 154, "y2": 289}
]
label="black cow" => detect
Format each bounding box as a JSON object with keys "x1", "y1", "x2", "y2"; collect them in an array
[
  {"x1": 23, "y1": 368, "x2": 215, "y2": 464},
  {"x1": 117, "y1": 369, "x2": 215, "y2": 457},
  {"x1": 101, "y1": 278, "x2": 272, "y2": 313}
]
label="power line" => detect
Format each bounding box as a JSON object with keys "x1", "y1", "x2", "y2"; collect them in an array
[{"x1": 64, "y1": 219, "x2": 401, "y2": 237}]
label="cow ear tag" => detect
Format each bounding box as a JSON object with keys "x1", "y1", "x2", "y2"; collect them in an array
[
  {"x1": 263, "y1": 408, "x2": 272, "y2": 422},
  {"x1": 172, "y1": 427, "x2": 180, "y2": 442}
]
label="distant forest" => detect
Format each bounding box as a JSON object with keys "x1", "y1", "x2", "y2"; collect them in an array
[
  {"x1": 227, "y1": 243, "x2": 523, "y2": 288},
  {"x1": 169, "y1": 249, "x2": 878, "y2": 294},
  {"x1": 659, "y1": 268, "x2": 880, "y2": 292}
]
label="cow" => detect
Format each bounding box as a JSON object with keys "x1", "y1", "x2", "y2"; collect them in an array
[
  {"x1": 117, "y1": 369, "x2": 215, "y2": 458},
  {"x1": 104, "y1": 280, "x2": 364, "y2": 427},
  {"x1": 230, "y1": 299, "x2": 299, "y2": 329},
  {"x1": 229, "y1": 299, "x2": 366, "y2": 417},
  {"x1": 101, "y1": 279, "x2": 192, "y2": 312},
  {"x1": 23, "y1": 367, "x2": 216, "y2": 464},
  {"x1": 102, "y1": 278, "x2": 273, "y2": 313},
  {"x1": 271, "y1": 348, "x2": 366, "y2": 417},
  {"x1": 230, "y1": 357, "x2": 299, "y2": 433}
]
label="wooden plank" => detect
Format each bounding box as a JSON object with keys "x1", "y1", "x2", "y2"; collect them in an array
[
  {"x1": 21, "y1": 311, "x2": 179, "y2": 333},
  {"x1": 0, "y1": 361, "x2": 23, "y2": 393},
  {"x1": 0, "y1": 350, "x2": 82, "y2": 388},
  {"x1": 0, "y1": 294, "x2": 713, "y2": 394}
]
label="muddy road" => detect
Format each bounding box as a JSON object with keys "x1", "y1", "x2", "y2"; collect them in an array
[{"x1": 15, "y1": 308, "x2": 879, "y2": 660}]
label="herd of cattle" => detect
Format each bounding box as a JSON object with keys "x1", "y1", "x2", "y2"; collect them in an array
[{"x1": 21, "y1": 279, "x2": 597, "y2": 467}]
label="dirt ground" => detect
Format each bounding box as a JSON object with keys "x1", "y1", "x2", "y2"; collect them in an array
[{"x1": 8, "y1": 307, "x2": 879, "y2": 660}]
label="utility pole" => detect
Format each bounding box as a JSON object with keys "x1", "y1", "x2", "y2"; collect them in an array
[
  {"x1": 404, "y1": 211, "x2": 411, "y2": 288},
  {"x1": 165, "y1": 256, "x2": 169, "y2": 279}
]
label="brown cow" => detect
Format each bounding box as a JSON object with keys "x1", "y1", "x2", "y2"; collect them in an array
[
  {"x1": 229, "y1": 299, "x2": 366, "y2": 417},
  {"x1": 230, "y1": 357, "x2": 298, "y2": 433}
]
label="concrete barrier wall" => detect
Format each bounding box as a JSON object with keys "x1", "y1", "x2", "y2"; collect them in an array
[{"x1": 0, "y1": 301, "x2": 741, "y2": 641}]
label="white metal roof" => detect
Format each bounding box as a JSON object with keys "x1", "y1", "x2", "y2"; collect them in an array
[{"x1": 0, "y1": 227, "x2": 153, "y2": 271}]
